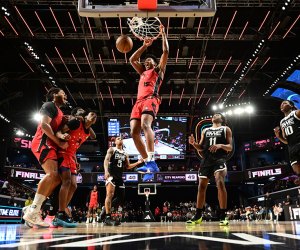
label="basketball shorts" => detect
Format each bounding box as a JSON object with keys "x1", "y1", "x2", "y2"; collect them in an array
[
  {"x1": 105, "y1": 176, "x2": 125, "y2": 188},
  {"x1": 57, "y1": 153, "x2": 77, "y2": 175},
  {"x1": 130, "y1": 97, "x2": 160, "y2": 120},
  {"x1": 198, "y1": 163, "x2": 227, "y2": 179},
  {"x1": 31, "y1": 140, "x2": 57, "y2": 164},
  {"x1": 89, "y1": 202, "x2": 98, "y2": 209},
  {"x1": 289, "y1": 143, "x2": 300, "y2": 166}
]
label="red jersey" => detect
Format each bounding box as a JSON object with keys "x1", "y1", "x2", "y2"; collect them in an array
[
  {"x1": 137, "y1": 69, "x2": 162, "y2": 100},
  {"x1": 60, "y1": 121, "x2": 90, "y2": 156},
  {"x1": 32, "y1": 102, "x2": 64, "y2": 151},
  {"x1": 89, "y1": 190, "x2": 98, "y2": 203}
]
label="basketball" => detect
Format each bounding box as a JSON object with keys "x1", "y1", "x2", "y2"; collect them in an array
[{"x1": 116, "y1": 35, "x2": 133, "y2": 53}]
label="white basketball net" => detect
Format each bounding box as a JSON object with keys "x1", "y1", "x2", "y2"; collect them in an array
[{"x1": 127, "y1": 17, "x2": 161, "y2": 41}]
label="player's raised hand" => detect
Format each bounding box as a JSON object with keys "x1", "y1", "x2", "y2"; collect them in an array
[
  {"x1": 159, "y1": 24, "x2": 165, "y2": 35},
  {"x1": 274, "y1": 126, "x2": 281, "y2": 137},
  {"x1": 143, "y1": 38, "x2": 153, "y2": 47},
  {"x1": 188, "y1": 134, "x2": 195, "y2": 145}
]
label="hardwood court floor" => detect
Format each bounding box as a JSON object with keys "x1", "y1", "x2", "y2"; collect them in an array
[{"x1": 0, "y1": 221, "x2": 300, "y2": 249}]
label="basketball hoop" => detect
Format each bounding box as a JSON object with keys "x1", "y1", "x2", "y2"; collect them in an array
[
  {"x1": 145, "y1": 190, "x2": 150, "y2": 198},
  {"x1": 127, "y1": 17, "x2": 161, "y2": 41}
]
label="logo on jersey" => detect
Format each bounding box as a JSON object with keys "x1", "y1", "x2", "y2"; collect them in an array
[
  {"x1": 206, "y1": 130, "x2": 222, "y2": 137},
  {"x1": 281, "y1": 118, "x2": 294, "y2": 129}
]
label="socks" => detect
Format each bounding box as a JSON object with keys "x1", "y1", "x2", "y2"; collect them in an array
[
  {"x1": 147, "y1": 152, "x2": 155, "y2": 162},
  {"x1": 29, "y1": 193, "x2": 46, "y2": 213},
  {"x1": 106, "y1": 213, "x2": 111, "y2": 219},
  {"x1": 219, "y1": 209, "x2": 227, "y2": 220}
]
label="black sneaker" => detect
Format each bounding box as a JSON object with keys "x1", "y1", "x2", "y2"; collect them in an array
[
  {"x1": 55, "y1": 213, "x2": 77, "y2": 228},
  {"x1": 105, "y1": 217, "x2": 120, "y2": 226}
]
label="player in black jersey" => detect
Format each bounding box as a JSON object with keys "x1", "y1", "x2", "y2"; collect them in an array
[
  {"x1": 274, "y1": 100, "x2": 300, "y2": 185},
  {"x1": 103, "y1": 137, "x2": 142, "y2": 226},
  {"x1": 186, "y1": 113, "x2": 233, "y2": 226}
]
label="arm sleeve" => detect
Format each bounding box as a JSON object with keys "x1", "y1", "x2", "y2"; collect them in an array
[
  {"x1": 67, "y1": 119, "x2": 81, "y2": 131},
  {"x1": 40, "y1": 102, "x2": 57, "y2": 119}
]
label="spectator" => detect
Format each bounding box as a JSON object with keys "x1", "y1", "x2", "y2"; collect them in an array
[
  {"x1": 1, "y1": 180, "x2": 9, "y2": 195},
  {"x1": 25, "y1": 196, "x2": 33, "y2": 207},
  {"x1": 284, "y1": 195, "x2": 293, "y2": 205}
]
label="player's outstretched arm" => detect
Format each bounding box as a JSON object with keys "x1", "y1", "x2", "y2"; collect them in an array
[
  {"x1": 126, "y1": 156, "x2": 143, "y2": 169},
  {"x1": 157, "y1": 25, "x2": 169, "y2": 74},
  {"x1": 189, "y1": 131, "x2": 205, "y2": 152},
  {"x1": 129, "y1": 39, "x2": 152, "y2": 75}
]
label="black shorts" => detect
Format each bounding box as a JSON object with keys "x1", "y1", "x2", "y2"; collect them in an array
[
  {"x1": 289, "y1": 144, "x2": 300, "y2": 166},
  {"x1": 198, "y1": 163, "x2": 227, "y2": 179},
  {"x1": 105, "y1": 176, "x2": 125, "y2": 188}
]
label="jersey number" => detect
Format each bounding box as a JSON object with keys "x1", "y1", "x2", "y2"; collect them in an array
[
  {"x1": 285, "y1": 126, "x2": 294, "y2": 136},
  {"x1": 117, "y1": 159, "x2": 123, "y2": 168},
  {"x1": 209, "y1": 137, "x2": 217, "y2": 146}
]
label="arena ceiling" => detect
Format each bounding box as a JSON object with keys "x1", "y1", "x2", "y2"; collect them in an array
[{"x1": 0, "y1": 0, "x2": 300, "y2": 138}]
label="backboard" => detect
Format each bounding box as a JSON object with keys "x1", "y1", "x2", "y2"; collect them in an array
[
  {"x1": 138, "y1": 183, "x2": 160, "y2": 195},
  {"x1": 78, "y1": 0, "x2": 216, "y2": 18}
]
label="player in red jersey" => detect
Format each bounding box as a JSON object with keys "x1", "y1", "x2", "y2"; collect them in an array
[
  {"x1": 86, "y1": 185, "x2": 100, "y2": 224},
  {"x1": 55, "y1": 108, "x2": 97, "y2": 227},
  {"x1": 129, "y1": 25, "x2": 169, "y2": 181},
  {"x1": 23, "y1": 87, "x2": 69, "y2": 228}
]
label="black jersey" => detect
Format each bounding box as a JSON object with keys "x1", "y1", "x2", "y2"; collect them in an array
[
  {"x1": 201, "y1": 126, "x2": 228, "y2": 166},
  {"x1": 280, "y1": 110, "x2": 300, "y2": 148},
  {"x1": 108, "y1": 147, "x2": 127, "y2": 179}
]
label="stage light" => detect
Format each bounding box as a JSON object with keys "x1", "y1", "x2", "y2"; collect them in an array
[
  {"x1": 16, "y1": 130, "x2": 25, "y2": 136},
  {"x1": 212, "y1": 105, "x2": 217, "y2": 110},
  {"x1": 245, "y1": 106, "x2": 254, "y2": 114},
  {"x1": 219, "y1": 103, "x2": 224, "y2": 109},
  {"x1": 227, "y1": 110, "x2": 233, "y2": 116},
  {"x1": 234, "y1": 107, "x2": 244, "y2": 115},
  {"x1": 33, "y1": 113, "x2": 42, "y2": 122}
]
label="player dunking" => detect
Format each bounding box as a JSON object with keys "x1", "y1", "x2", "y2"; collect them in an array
[
  {"x1": 55, "y1": 108, "x2": 97, "y2": 227},
  {"x1": 187, "y1": 113, "x2": 233, "y2": 226},
  {"x1": 103, "y1": 137, "x2": 142, "y2": 226},
  {"x1": 129, "y1": 25, "x2": 169, "y2": 181},
  {"x1": 23, "y1": 87, "x2": 69, "y2": 228},
  {"x1": 274, "y1": 100, "x2": 300, "y2": 185},
  {"x1": 86, "y1": 185, "x2": 100, "y2": 224}
]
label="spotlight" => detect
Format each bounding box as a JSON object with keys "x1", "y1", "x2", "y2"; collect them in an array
[
  {"x1": 234, "y1": 107, "x2": 244, "y2": 115},
  {"x1": 33, "y1": 113, "x2": 42, "y2": 122},
  {"x1": 212, "y1": 105, "x2": 217, "y2": 111},
  {"x1": 219, "y1": 103, "x2": 224, "y2": 109},
  {"x1": 16, "y1": 130, "x2": 25, "y2": 136},
  {"x1": 282, "y1": 6, "x2": 286, "y2": 10},
  {"x1": 245, "y1": 106, "x2": 254, "y2": 114}
]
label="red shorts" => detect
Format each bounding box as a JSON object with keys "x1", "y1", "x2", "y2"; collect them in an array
[
  {"x1": 31, "y1": 139, "x2": 57, "y2": 164},
  {"x1": 57, "y1": 153, "x2": 77, "y2": 175},
  {"x1": 89, "y1": 203, "x2": 97, "y2": 209},
  {"x1": 130, "y1": 97, "x2": 160, "y2": 120}
]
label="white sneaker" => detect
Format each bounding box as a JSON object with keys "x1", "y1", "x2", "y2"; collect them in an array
[
  {"x1": 22, "y1": 206, "x2": 33, "y2": 228},
  {"x1": 86, "y1": 218, "x2": 90, "y2": 224},
  {"x1": 23, "y1": 211, "x2": 49, "y2": 228},
  {"x1": 92, "y1": 218, "x2": 96, "y2": 224}
]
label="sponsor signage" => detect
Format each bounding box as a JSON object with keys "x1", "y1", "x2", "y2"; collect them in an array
[
  {"x1": 284, "y1": 205, "x2": 300, "y2": 221},
  {"x1": 156, "y1": 173, "x2": 197, "y2": 183},
  {"x1": 13, "y1": 137, "x2": 32, "y2": 149},
  {"x1": 245, "y1": 165, "x2": 289, "y2": 180},
  {"x1": 11, "y1": 169, "x2": 45, "y2": 180},
  {"x1": 0, "y1": 206, "x2": 22, "y2": 222}
]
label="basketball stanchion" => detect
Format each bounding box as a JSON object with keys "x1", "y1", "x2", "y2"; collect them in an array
[{"x1": 138, "y1": 183, "x2": 159, "y2": 222}]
